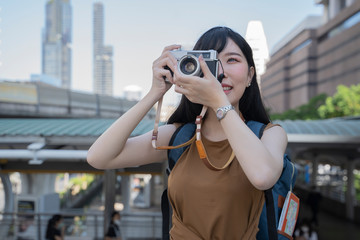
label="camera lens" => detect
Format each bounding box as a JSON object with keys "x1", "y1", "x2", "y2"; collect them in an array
[
  {"x1": 184, "y1": 62, "x2": 196, "y2": 73},
  {"x1": 178, "y1": 55, "x2": 200, "y2": 76}
]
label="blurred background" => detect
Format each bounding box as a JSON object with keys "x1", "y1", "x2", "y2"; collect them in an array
[{"x1": 0, "y1": 0, "x2": 360, "y2": 239}]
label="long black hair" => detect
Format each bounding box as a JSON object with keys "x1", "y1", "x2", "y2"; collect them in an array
[
  {"x1": 167, "y1": 26, "x2": 270, "y2": 125},
  {"x1": 45, "y1": 214, "x2": 63, "y2": 238},
  {"x1": 110, "y1": 211, "x2": 120, "y2": 223}
]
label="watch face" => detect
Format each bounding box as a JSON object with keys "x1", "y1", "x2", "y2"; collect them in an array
[{"x1": 216, "y1": 109, "x2": 224, "y2": 119}]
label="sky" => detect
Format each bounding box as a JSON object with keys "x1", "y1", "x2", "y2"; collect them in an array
[{"x1": 0, "y1": 0, "x2": 323, "y2": 102}]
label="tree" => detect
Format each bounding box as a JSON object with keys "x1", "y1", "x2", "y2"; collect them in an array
[
  {"x1": 318, "y1": 84, "x2": 360, "y2": 119},
  {"x1": 270, "y1": 93, "x2": 327, "y2": 120}
]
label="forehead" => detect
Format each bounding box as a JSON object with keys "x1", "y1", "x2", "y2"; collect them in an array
[{"x1": 219, "y1": 38, "x2": 244, "y2": 56}]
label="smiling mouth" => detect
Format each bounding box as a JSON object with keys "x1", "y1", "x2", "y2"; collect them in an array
[{"x1": 222, "y1": 86, "x2": 232, "y2": 91}]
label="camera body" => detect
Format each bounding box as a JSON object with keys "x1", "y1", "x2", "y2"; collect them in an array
[{"x1": 170, "y1": 49, "x2": 218, "y2": 77}]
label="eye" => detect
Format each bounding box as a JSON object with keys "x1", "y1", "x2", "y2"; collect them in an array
[{"x1": 227, "y1": 58, "x2": 239, "y2": 63}]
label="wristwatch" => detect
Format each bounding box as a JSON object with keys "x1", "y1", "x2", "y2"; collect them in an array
[{"x1": 216, "y1": 105, "x2": 235, "y2": 121}]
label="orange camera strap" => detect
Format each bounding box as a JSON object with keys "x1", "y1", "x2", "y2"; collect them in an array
[{"x1": 152, "y1": 96, "x2": 236, "y2": 171}]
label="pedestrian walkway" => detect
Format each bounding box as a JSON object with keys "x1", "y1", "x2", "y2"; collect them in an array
[{"x1": 299, "y1": 203, "x2": 360, "y2": 239}]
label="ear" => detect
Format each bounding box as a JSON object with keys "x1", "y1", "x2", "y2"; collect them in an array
[{"x1": 247, "y1": 66, "x2": 255, "y2": 85}]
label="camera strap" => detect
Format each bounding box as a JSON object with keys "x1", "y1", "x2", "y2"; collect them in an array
[{"x1": 152, "y1": 98, "x2": 236, "y2": 171}]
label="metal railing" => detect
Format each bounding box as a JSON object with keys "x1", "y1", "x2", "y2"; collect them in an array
[{"x1": 0, "y1": 211, "x2": 162, "y2": 240}]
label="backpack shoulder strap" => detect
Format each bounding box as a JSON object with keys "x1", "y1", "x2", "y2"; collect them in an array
[
  {"x1": 167, "y1": 123, "x2": 196, "y2": 172},
  {"x1": 246, "y1": 120, "x2": 267, "y2": 138},
  {"x1": 247, "y1": 120, "x2": 279, "y2": 240},
  {"x1": 162, "y1": 123, "x2": 196, "y2": 240}
]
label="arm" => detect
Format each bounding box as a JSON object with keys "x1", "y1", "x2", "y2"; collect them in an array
[
  {"x1": 220, "y1": 112, "x2": 286, "y2": 190},
  {"x1": 87, "y1": 45, "x2": 180, "y2": 169}
]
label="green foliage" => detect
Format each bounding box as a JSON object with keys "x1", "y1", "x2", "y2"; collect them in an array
[
  {"x1": 318, "y1": 84, "x2": 360, "y2": 119},
  {"x1": 270, "y1": 93, "x2": 327, "y2": 120},
  {"x1": 355, "y1": 172, "x2": 360, "y2": 202},
  {"x1": 270, "y1": 83, "x2": 360, "y2": 120},
  {"x1": 58, "y1": 174, "x2": 95, "y2": 198}
]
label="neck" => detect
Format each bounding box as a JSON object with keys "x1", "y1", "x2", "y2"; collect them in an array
[{"x1": 202, "y1": 107, "x2": 240, "y2": 141}]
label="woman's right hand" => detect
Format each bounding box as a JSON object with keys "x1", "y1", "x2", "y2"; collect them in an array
[{"x1": 151, "y1": 44, "x2": 181, "y2": 96}]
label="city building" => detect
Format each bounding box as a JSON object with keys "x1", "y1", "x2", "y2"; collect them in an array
[
  {"x1": 261, "y1": 0, "x2": 360, "y2": 113},
  {"x1": 93, "y1": 2, "x2": 114, "y2": 96},
  {"x1": 42, "y1": 0, "x2": 72, "y2": 89},
  {"x1": 123, "y1": 85, "x2": 142, "y2": 101},
  {"x1": 30, "y1": 74, "x2": 61, "y2": 87},
  {"x1": 245, "y1": 20, "x2": 269, "y2": 89}
]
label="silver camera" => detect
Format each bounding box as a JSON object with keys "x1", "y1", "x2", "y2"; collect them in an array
[{"x1": 169, "y1": 49, "x2": 218, "y2": 77}]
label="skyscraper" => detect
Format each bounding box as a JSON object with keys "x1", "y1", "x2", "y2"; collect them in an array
[
  {"x1": 42, "y1": 0, "x2": 72, "y2": 88},
  {"x1": 93, "y1": 2, "x2": 113, "y2": 96},
  {"x1": 245, "y1": 21, "x2": 269, "y2": 89}
]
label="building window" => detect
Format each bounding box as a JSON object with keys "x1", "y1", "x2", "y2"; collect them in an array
[
  {"x1": 320, "y1": 11, "x2": 360, "y2": 41},
  {"x1": 289, "y1": 39, "x2": 312, "y2": 55},
  {"x1": 339, "y1": 0, "x2": 346, "y2": 10}
]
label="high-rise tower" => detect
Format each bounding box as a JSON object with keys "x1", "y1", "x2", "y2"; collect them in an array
[
  {"x1": 93, "y1": 2, "x2": 113, "y2": 96},
  {"x1": 42, "y1": 0, "x2": 72, "y2": 88},
  {"x1": 245, "y1": 21, "x2": 269, "y2": 89}
]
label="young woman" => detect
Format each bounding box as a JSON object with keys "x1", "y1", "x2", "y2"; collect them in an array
[
  {"x1": 45, "y1": 214, "x2": 64, "y2": 240},
  {"x1": 88, "y1": 26, "x2": 287, "y2": 239},
  {"x1": 105, "y1": 211, "x2": 122, "y2": 240}
]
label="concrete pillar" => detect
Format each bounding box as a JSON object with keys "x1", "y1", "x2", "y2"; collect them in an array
[
  {"x1": 346, "y1": 159, "x2": 356, "y2": 221},
  {"x1": 311, "y1": 157, "x2": 319, "y2": 187},
  {"x1": 20, "y1": 173, "x2": 56, "y2": 196},
  {"x1": 104, "y1": 169, "x2": 116, "y2": 234},
  {"x1": 329, "y1": 0, "x2": 340, "y2": 19},
  {"x1": 0, "y1": 173, "x2": 14, "y2": 240},
  {"x1": 121, "y1": 175, "x2": 131, "y2": 213}
]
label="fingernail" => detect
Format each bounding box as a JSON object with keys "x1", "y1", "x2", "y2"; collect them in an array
[{"x1": 199, "y1": 54, "x2": 203, "y2": 61}]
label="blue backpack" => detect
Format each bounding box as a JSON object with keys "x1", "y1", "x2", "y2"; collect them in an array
[{"x1": 161, "y1": 121, "x2": 298, "y2": 240}]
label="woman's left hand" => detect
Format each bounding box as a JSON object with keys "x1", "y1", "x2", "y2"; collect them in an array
[{"x1": 173, "y1": 55, "x2": 228, "y2": 109}]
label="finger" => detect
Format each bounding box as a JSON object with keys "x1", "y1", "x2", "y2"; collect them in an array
[
  {"x1": 174, "y1": 84, "x2": 187, "y2": 95},
  {"x1": 173, "y1": 65, "x2": 190, "y2": 86},
  {"x1": 158, "y1": 69, "x2": 174, "y2": 83},
  {"x1": 198, "y1": 54, "x2": 212, "y2": 78},
  {"x1": 162, "y1": 44, "x2": 181, "y2": 54},
  {"x1": 162, "y1": 57, "x2": 178, "y2": 72},
  {"x1": 163, "y1": 51, "x2": 178, "y2": 67},
  {"x1": 173, "y1": 66, "x2": 196, "y2": 87},
  {"x1": 154, "y1": 67, "x2": 173, "y2": 81}
]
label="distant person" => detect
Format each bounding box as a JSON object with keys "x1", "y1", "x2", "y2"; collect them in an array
[
  {"x1": 105, "y1": 211, "x2": 122, "y2": 240},
  {"x1": 45, "y1": 214, "x2": 64, "y2": 240},
  {"x1": 306, "y1": 185, "x2": 322, "y2": 225},
  {"x1": 304, "y1": 161, "x2": 310, "y2": 184},
  {"x1": 294, "y1": 218, "x2": 318, "y2": 240}
]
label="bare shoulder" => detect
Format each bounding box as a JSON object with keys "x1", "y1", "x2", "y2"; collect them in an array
[{"x1": 262, "y1": 124, "x2": 288, "y2": 146}]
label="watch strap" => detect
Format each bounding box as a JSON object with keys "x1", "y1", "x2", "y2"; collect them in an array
[{"x1": 216, "y1": 105, "x2": 234, "y2": 121}]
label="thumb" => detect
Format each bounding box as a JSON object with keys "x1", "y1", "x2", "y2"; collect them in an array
[{"x1": 198, "y1": 55, "x2": 212, "y2": 78}]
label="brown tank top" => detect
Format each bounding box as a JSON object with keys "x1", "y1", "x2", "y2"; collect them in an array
[{"x1": 168, "y1": 132, "x2": 267, "y2": 239}]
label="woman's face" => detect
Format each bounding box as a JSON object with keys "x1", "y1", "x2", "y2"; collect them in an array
[
  {"x1": 55, "y1": 219, "x2": 63, "y2": 228},
  {"x1": 217, "y1": 38, "x2": 254, "y2": 108}
]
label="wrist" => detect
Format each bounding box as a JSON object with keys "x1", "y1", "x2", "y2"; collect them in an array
[
  {"x1": 148, "y1": 86, "x2": 165, "y2": 101},
  {"x1": 216, "y1": 105, "x2": 235, "y2": 121},
  {"x1": 210, "y1": 95, "x2": 230, "y2": 112}
]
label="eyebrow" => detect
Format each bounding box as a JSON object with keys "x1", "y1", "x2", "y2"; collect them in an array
[{"x1": 223, "y1": 52, "x2": 244, "y2": 58}]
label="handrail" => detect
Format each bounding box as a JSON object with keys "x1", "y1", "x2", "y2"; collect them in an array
[{"x1": 0, "y1": 211, "x2": 162, "y2": 240}]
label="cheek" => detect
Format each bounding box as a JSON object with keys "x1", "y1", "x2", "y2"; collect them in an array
[{"x1": 230, "y1": 65, "x2": 249, "y2": 84}]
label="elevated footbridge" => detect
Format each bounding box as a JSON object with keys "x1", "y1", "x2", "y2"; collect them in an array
[{"x1": 0, "y1": 116, "x2": 359, "y2": 227}]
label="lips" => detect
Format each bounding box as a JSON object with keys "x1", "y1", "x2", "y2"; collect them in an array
[{"x1": 222, "y1": 83, "x2": 232, "y2": 94}]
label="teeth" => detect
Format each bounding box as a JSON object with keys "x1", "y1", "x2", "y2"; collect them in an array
[{"x1": 223, "y1": 87, "x2": 232, "y2": 91}]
